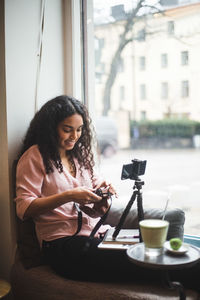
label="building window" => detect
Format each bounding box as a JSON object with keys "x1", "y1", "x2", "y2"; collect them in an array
[
  {"x1": 119, "y1": 85, "x2": 125, "y2": 101},
  {"x1": 181, "y1": 80, "x2": 189, "y2": 98},
  {"x1": 161, "y1": 53, "x2": 168, "y2": 68},
  {"x1": 167, "y1": 21, "x2": 174, "y2": 35},
  {"x1": 95, "y1": 37, "x2": 104, "y2": 66},
  {"x1": 139, "y1": 56, "x2": 146, "y2": 70},
  {"x1": 140, "y1": 111, "x2": 146, "y2": 120},
  {"x1": 181, "y1": 51, "x2": 189, "y2": 66},
  {"x1": 140, "y1": 84, "x2": 146, "y2": 100},
  {"x1": 118, "y1": 57, "x2": 124, "y2": 72},
  {"x1": 137, "y1": 28, "x2": 146, "y2": 41},
  {"x1": 161, "y1": 82, "x2": 168, "y2": 99}
]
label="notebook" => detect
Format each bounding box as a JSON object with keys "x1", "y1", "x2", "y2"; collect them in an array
[{"x1": 98, "y1": 228, "x2": 140, "y2": 250}]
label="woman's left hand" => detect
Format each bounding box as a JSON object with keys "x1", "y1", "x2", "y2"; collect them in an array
[
  {"x1": 95, "y1": 181, "x2": 118, "y2": 198},
  {"x1": 79, "y1": 181, "x2": 117, "y2": 218}
]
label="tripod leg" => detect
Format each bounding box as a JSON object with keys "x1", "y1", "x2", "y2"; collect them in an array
[
  {"x1": 137, "y1": 192, "x2": 144, "y2": 222},
  {"x1": 137, "y1": 192, "x2": 144, "y2": 242},
  {"x1": 112, "y1": 191, "x2": 137, "y2": 239}
]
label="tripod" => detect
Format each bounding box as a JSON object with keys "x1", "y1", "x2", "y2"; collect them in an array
[{"x1": 112, "y1": 176, "x2": 145, "y2": 242}]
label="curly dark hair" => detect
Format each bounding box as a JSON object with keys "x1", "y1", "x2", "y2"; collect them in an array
[{"x1": 19, "y1": 95, "x2": 95, "y2": 176}]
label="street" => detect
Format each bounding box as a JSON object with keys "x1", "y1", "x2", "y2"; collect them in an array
[{"x1": 99, "y1": 149, "x2": 200, "y2": 236}]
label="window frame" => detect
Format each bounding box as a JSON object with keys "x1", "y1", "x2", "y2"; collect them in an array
[{"x1": 63, "y1": 0, "x2": 83, "y2": 101}]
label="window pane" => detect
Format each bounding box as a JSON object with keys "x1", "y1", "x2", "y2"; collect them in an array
[
  {"x1": 137, "y1": 28, "x2": 146, "y2": 41},
  {"x1": 139, "y1": 56, "x2": 146, "y2": 70},
  {"x1": 181, "y1": 80, "x2": 189, "y2": 98},
  {"x1": 118, "y1": 58, "x2": 124, "y2": 72},
  {"x1": 161, "y1": 53, "x2": 168, "y2": 68},
  {"x1": 181, "y1": 51, "x2": 189, "y2": 66},
  {"x1": 161, "y1": 82, "x2": 168, "y2": 99},
  {"x1": 89, "y1": 0, "x2": 200, "y2": 236},
  {"x1": 140, "y1": 84, "x2": 146, "y2": 100},
  {"x1": 167, "y1": 20, "x2": 174, "y2": 35},
  {"x1": 119, "y1": 85, "x2": 125, "y2": 101}
]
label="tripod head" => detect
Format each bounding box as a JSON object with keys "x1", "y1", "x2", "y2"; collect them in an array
[{"x1": 133, "y1": 178, "x2": 145, "y2": 191}]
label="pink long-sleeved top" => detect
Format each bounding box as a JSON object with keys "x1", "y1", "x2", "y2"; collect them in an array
[{"x1": 15, "y1": 145, "x2": 110, "y2": 247}]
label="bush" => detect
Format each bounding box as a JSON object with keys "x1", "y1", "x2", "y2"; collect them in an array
[
  {"x1": 131, "y1": 119, "x2": 200, "y2": 138},
  {"x1": 194, "y1": 122, "x2": 200, "y2": 135}
]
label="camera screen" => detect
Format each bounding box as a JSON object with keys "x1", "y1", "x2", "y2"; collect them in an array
[{"x1": 121, "y1": 159, "x2": 147, "y2": 180}]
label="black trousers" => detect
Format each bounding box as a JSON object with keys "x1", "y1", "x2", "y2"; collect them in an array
[{"x1": 42, "y1": 235, "x2": 200, "y2": 291}]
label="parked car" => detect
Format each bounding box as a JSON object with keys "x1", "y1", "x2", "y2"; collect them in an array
[{"x1": 94, "y1": 116, "x2": 118, "y2": 158}]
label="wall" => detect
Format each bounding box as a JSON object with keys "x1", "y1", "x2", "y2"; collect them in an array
[
  {"x1": 0, "y1": 0, "x2": 12, "y2": 282},
  {"x1": 0, "y1": 0, "x2": 66, "y2": 280}
]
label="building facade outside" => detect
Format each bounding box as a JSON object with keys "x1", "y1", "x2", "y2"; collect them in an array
[{"x1": 94, "y1": 1, "x2": 200, "y2": 147}]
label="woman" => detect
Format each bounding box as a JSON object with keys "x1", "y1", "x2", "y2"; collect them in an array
[
  {"x1": 15, "y1": 95, "x2": 199, "y2": 289},
  {"x1": 15, "y1": 95, "x2": 138, "y2": 282}
]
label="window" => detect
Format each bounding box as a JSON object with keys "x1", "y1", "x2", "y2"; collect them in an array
[
  {"x1": 137, "y1": 28, "x2": 146, "y2": 41},
  {"x1": 181, "y1": 51, "x2": 189, "y2": 66},
  {"x1": 140, "y1": 84, "x2": 146, "y2": 100},
  {"x1": 139, "y1": 56, "x2": 146, "y2": 70},
  {"x1": 161, "y1": 82, "x2": 168, "y2": 99},
  {"x1": 141, "y1": 111, "x2": 146, "y2": 120},
  {"x1": 95, "y1": 72, "x2": 102, "y2": 84},
  {"x1": 167, "y1": 21, "x2": 174, "y2": 35},
  {"x1": 95, "y1": 38, "x2": 104, "y2": 66},
  {"x1": 161, "y1": 53, "x2": 168, "y2": 68},
  {"x1": 181, "y1": 80, "x2": 189, "y2": 98},
  {"x1": 119, "y1": 85, "x2": 125, "y2": 101},
  {"x1": 118, "y1": 57, "x2": 124, "y2": 72},
  {"x1": 88, "y1": 0, "x2": 200, "y2": 236}
]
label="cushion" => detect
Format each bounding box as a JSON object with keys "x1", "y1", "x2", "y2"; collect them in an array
[
  {"x1": 16, "y1": 217, "x2": 43, "y2": 269},
  {"x1": 13, "y1": 159, "x2": 43, "y2": 269}
]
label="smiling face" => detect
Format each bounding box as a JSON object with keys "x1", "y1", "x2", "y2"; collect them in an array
[{"x1": 57, "y1": 113, "x2": 84, "y2": 156}]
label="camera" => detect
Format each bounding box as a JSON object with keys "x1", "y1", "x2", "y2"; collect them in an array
[
  {"x1": 121, "y1": 159, "x2": 147, "y2": 180},
  {"x1": 95, "y1": 187, "x2": 112, "y2": 199}
]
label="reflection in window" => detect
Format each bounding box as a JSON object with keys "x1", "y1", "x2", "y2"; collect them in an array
[
  {"x1": 168, "y1": 21, "x2": 174, "y2": 35},
  {"x1": 181, "y1": 51, "x2": 189, "y2": 66},
  {"x1": 181, "y1": 80, "x2": 189, "y2": 98},
  {"x1": 161, "y1": 82, "x2": 168, "y2": 99},
  {"x1": 139, "y1": 56, "x2": 146, "y2": 70},
  {"x1": 140, "y1": 84, "x2": 146, "y2": 100},
  {"x1": 161, "y1": 53, "x2": 168, "y2": 68}
]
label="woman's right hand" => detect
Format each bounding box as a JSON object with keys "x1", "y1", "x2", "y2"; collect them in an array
[
  {"x1": 23, "y1": 186, "x2": 102, "y2": 219},
  {"x1": 69, "y1": 186, "x2": 102, "y2": 206}
]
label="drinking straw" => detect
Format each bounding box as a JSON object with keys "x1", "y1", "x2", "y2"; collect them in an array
[{"x1": 162, "y1": 192, "x2": 171, "y2": 220}]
